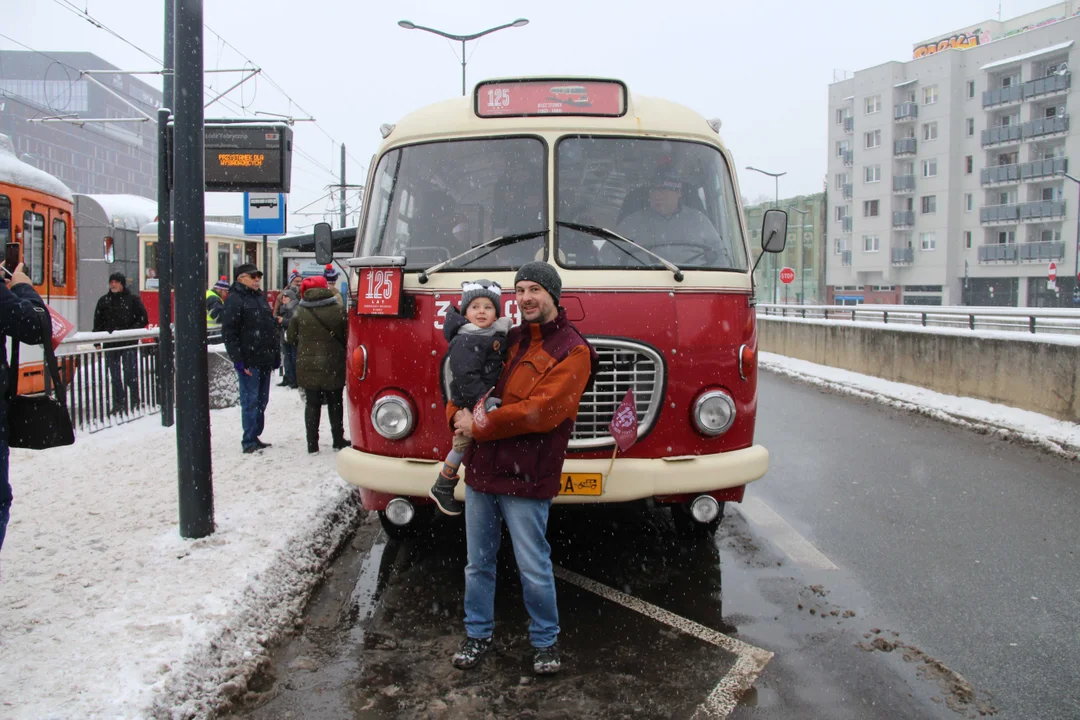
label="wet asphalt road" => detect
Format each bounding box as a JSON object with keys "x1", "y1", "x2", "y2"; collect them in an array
[{"x1": 226, "y1": 370, "x2": 1079, "y2": 719}]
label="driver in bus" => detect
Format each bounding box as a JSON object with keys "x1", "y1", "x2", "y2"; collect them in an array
[{"x1": 613, "y1": 166, "x2": 731, "y2": 267}]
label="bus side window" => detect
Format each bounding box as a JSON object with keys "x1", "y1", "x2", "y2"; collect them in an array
[
  {"x1": 52, "y1": 217, "x2": 67, "y2": 286},
  {"x1": 0, "y1": 195, "x2": 10, "y2": 250},
  {"x1": 23, "y1": 211, "x2": 45, "y2": 285}
]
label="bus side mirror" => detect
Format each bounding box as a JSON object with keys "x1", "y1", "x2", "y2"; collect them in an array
[
  {"x1": 761, "y1": 209, "x2": 788, "y2": 253},
  {"x1": 314, "y1": 222, "x2": 333, "y2": 265}
]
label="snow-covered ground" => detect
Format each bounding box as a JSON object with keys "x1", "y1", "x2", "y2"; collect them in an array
[
  {"x1": 0, "y1": 384, "x2": 361, "y2": 720},
  {"x1": 761, "y1": 352, "x2": 1080, "y2": 458}
]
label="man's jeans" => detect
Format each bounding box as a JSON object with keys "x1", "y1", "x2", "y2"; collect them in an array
[
  {"x1": 464, "y1": 486, "x2": 559, "y2": 648},
  {"x1": 237, "y1": 367, "x2": 272, "y2": 450},
  {"x1": 107, "y1": 348, "x2": 140, "y2": 410}
]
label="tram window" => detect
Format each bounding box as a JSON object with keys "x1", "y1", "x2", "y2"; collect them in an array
[
  {"x1": 0, "y1": 195, "x2": 10, "y2": 251},
  {"x1": 217, "y1": 244, "x2": 230, "y2": 281},
  {"x1": 52, "y1": 218, "x2": 67, "y2": 286},
  {"x1": 23, "y1": 211, "x2": 45, "y2": 285},
  {"x1": 144, "y1": 241, "x2": 158, "y2": 289},
  {"x1": 232, "y1": 243, "x2": 244, "y2": 275}
]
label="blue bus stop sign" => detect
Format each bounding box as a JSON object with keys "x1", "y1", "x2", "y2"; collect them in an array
[{"x1": 243, "y1": 192, "x2": 286, "y2": 235}]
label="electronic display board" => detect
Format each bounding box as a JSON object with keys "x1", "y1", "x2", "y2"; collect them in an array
[{"x1": 165, "y1": 122, "x2": 293, "y2": 193}]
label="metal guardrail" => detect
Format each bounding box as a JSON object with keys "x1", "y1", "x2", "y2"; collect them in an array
[{"x1": 758, "y1": 303, "x2": 1080, "y2": 336}]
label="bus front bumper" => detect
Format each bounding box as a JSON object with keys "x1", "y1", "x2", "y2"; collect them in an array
[{"x1": 336, "y1": 445, "x2": 769, "y2": 504}]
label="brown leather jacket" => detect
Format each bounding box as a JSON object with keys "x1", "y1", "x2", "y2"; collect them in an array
[{"x1": 446, "y1": 308, "x2": 598, "y2": 499}]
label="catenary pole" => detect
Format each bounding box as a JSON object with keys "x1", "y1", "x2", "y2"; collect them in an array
[
  {"x1": 156, "y1": 0, "x2": 175, "y2": 426},
  {"x1": 174, "y1": 0, "x2": 214, "y2": 538}
]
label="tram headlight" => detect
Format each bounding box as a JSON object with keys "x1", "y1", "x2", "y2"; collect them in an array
[
  {"x1": 371, "y1": 395, "x2": 414, "y2": 440},
  {"x1": 693, "y1": 390, "x2": 736, "y2": 437}
]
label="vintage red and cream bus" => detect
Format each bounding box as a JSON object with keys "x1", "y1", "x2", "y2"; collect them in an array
[{"x1": 330, "y1": 78, "x2": 787, "y2": 536}]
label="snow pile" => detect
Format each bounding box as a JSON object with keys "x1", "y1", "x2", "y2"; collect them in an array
[
  {"x1": 0, "y1": 134, "x2": 74, "y2": 202},
  {"x1": 761, "y1": 352, "x2": 1080, "y2": 459},
  {"x1": 0, "y1": 385, "x2": 362, "y2": 719}
]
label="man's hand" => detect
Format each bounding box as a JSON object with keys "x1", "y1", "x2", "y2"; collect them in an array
[
  {"x1": 234, "y1": 361, "x2": 252, "y2": 377},
  {"x1": 5, "y1": 263, "x2": 32, "y2": 288},
  {"x1": 454, "y1": 408, "x2": 474, "y2": 439}
]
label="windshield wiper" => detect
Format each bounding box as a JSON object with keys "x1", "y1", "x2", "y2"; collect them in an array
[
  {"x1": 556, "y1": 221, "x2": 684, "y2": 282},
  {"x1": 418, "y1": 230, "x2": 549, "y2": 283}
]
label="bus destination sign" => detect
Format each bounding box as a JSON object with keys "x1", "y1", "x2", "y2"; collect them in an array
[
  {"x1": 203, "y1": 123, "x2": 293, "y2": 193},
  {"x1": 475, "y1": 79, "x2": 626, "y2": 118}
]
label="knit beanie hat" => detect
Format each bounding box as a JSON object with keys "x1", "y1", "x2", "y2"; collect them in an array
[
  {"x1": 460, "y1": 279, "x2": 502, "y2": 317},
  {"x1": 323, "y1": 263, "x2": 339, "y2": 281},
  {"x1": 514, "y1": 261, "x2": 561, "y2": 305},
  {"x1": 288, "y1": 270, "x2": 301, "y2": 284},
  {"x1": 213, "y1": 276, "x2": 230, "y2": 291},
  {"x1": 301, "y1": 276, "x2": 328, "y2": 296},
  {"x1": 109, "y1": 271, "x2": 127, "y2": 287}
]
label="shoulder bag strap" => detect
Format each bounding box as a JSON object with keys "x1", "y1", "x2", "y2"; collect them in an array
[
  {"x1": 37, "y1": 309, "x2": 66, "y2": 406},
  {"x1": 302, "y1": 306, "x2": 346, "y2": 348},
  {"x1": 7, "y1": 327, "x2": 20, "y2": 403}
]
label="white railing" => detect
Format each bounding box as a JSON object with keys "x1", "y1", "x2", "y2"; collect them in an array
[{"x1": 757, "y1": 303, "x2": 1080, "y2": 337}]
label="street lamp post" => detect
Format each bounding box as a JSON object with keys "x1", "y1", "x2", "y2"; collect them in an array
[
  {"x1": 788, "y1": 206, "x2": 811, "y2": 305},
  {"x1": 746, "y1": 166, "x2": 786, "y2": 303},
  {"x1": 398, "y1": 18, "x2": 530, "y2": 96},
  {"x1": 1064, "y1": 173, "x2": 1080, "y2": 306}
]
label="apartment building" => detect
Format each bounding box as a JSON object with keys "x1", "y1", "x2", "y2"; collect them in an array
[
  {"x1": 827, "y1": 1, "x2": 1080, "y2": 307},
  {"x1": 745, "y1": 192, "x2": 827, "y2": 304}
]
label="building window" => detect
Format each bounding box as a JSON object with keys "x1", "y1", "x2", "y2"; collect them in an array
[
  {"x1": 1001, "y1": 72, "x2": 1021, "y2": 88},
  {"x1": 864, "y1": 129, "x2": 881, "y2": 149},
  {"x1": 967, "y1": 80, "x2": 976, "y2": 98},
  {"x1": 922, "y1": 122, "x2": 938, "y2": 141},
  {"x1": 836, "y1": 140, "x2": 850, "y2": 156},
  {"x1": 864, "y1": 164, "x2": 881, "y2": 183},
  {"x1": 920, "y1": 232, "x2": 936, "y2": 250},
  {"x1": 922, "y1": 159, "x2": 938, "y2": 177},
  {"x1": 921, "y1": 195, "x2": 937, "y2": 214},
  {"x1": 836, "y1": 108, "x2": 846, "y2": 124},
  {"x1": 835, "y1": 173, "x2": 848, "y2": 189},
  {"x1": 966, "y1": 118, "x2": 975, "y2": 137},
  {"x1": 964, "y1": 230, "x2": 973, "y2": 248},
  {"x1": 864, "y1": 199, "x2": 880, "y2": 217},
  {"x1": 862, "y1": 235, "x2": 880, "y2": 252},
  {"x1": 997, "y1": 229, "x2": 1015, "y2": 244},
  {"x1": 865, "y1": 95, "x2": 881, "y2": 114},
  {"x1": 965, "y1": 156, "x2": 974, "y2": 174},
  {"x1": 835, "y1": 238, "x2": 844, "y2": 254},
  {"x1": 835, "y1": 205, "x2": 848, "y2": 221},
  {"x1": 922, "y1": 85, "x2": 939, "y2": 105},
  {"x1": 965, "y1": 193, "x2": 973, "y2": 211}
]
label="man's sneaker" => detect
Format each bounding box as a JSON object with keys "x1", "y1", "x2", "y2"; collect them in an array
[
  {"x1": 533, "y1": 643, "x2": 561, "y2": 675},
  {"x1": 429, "y1": 476, "x2": 464, "y2": 516},
  {"x1": 255, "y1": 439, "x2": 272, "y2": 449},
  {"x1": 452, "y1": 636, "x2": 493, "y2": 670},
  {"x1": 242, "y1": 445, "x2": 258, "y2": 454}
]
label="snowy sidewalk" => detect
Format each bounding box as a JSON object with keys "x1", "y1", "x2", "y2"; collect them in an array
[
  {"x1": 0, "y1": 384, "x2": 362, "y2": 720},
  {"x1": 761, "y1": 352, "x2": 1080, "y2": 459}
]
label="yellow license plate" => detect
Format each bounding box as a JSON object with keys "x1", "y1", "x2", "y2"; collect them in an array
[{"x1": 558, "y1": 473, "x2": 603, "y2": 496}]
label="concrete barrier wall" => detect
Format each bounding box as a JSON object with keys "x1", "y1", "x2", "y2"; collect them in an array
[{"x1": 758, "y1": 317, "x2": 1080, "y2": 422}]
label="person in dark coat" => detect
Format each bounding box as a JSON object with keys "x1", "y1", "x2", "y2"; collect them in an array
[
  {"x1": 429, "y1": 279, "x2": 511, "y2": 516},
  {"x1": 93, "y1": 271, "x2": 148, "y2": 413},
  {"x1": 273, "y1": 271, "x2": 302, "y2": 388},
  {"x1": 222, "y1": 263, "x2": 280, "y2": 454},
  {"x1": 0, "y1": 263, "x2": 48, "y2": 554},
  {"x1": 286, "y1": 276, "x2": 348, "y2": 453}
]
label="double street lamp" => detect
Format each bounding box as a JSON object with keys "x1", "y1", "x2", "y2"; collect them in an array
[
  {"x1": 745, "y1": 166, "x2": 786, "y2": 303},
  {"x1": 398, "y1": 18, "x2": 530, "y2": 96}
]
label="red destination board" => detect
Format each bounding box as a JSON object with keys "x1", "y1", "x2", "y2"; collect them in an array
[
  {"x1": 357, "y1": 267, "x2": 404, "y2": 316},
  {"x1": 476, "y1": 80, "x2": 626, "y2": 118}
]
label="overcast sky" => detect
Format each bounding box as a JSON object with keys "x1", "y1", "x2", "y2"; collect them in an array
[{"x1": 5, "y1": 0, "x2": 1059, "y2": 232}]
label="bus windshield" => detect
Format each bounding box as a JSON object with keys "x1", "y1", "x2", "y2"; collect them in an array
[
  {"x1": 555, "y1": 136, "x2": 748, "y2": 271},
  {"x1": 360, "y1": 137, "x2": 547, "y2": 270}
]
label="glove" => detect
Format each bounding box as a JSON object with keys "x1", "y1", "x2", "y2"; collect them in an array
[{"x1": 234, "y1": 362, "x2": 245, "y2": 373}]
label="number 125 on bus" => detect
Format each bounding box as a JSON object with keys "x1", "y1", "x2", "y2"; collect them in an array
[{"x1": 357, "y1": 267, "x2": 404, "y2": 315}]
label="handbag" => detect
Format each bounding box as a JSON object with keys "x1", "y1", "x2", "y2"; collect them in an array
[{"x1": 7, "y1": 307, "x2": 75, "y2": 449}]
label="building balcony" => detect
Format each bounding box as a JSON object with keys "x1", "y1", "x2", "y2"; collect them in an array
[
  {"x1": 842, "y1": 250, "x2": 852, "y2": 267},
  {"x1": 893, "y1": 174, "x2": 916, "y2": 193},
  {"x1": 981, "y1": 163, "x2": 1021, "y2": 185},
  {"x1": 1020, "y1": 156, "x2": 1068, "y2": 180},
  {"x1": 1019, "y1": 199, "x2": 1065, "y2": 220},
  {"x1": 843, "y1": 116, "x2": 854, "y2": 133},
  {"x1": 842, "y1": 183, "x2": 853, "y2": 199},
  {"x1": 892, "y1": 210, "x2": 915, "y2": 228},
  {"x1": 1023, "y1": 72, "x2": 1070, "y2": 100},
  {"x1": 1024, "y1": 115, "x2": 1070, "y2": 140},
  {"x1": 978, "y1": 244, "x2": 1018, "y2": 263},
  {"x1": 842, "y1": 216, "x2": 853, "y2": 232},
  {"x1": 894, "y1": 102, "x2": 918, "y2": 122},
  {"x1": 842, "y1": 150, "x2": 854, "y2": 166},
  {"x1": 891, "y1": 247, "x2": 914, "y2": 265},
  {"x1": 1018, "y1": 240, "x2": 1066, "y2": 261},
  {"x1": 979, "y1": 204, "x2": 1020, "y2": 224},
  {"x1": 893, "y1": 137, "x2": 917, "y2": 156},
  {"x1": 981, "y1": 124, "x2": 1023, "y2": 147},
  {"x1": 982, "y1": 84, "x2": 1024, "y2": 108}
]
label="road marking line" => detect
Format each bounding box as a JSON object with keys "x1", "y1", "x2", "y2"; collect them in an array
[
  {"x1": 737, "y1": 497, "x2": 838, "y2": 570},
  {"x1": 554, "y1": 565, "x2": 773, "y2": 718}
]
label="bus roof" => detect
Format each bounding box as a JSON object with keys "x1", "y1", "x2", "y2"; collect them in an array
[
  {"x1": 0, "y1": 134, "x2": 74, "y2": 202},
  {"x1": 381, "y1": 83, "x2": 723, "y2": 148}
]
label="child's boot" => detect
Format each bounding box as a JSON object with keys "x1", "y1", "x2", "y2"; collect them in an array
[{"x1": 429, "y1": 468, "x2": 464, "y2": 516}]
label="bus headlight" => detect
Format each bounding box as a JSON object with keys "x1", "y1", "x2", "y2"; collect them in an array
[
  {"x1": 371, "y1": 395, "x2": 414, "y2": 440},
  {"x1": 693, "y1": 390, "x2": 736, "y2": 437}
]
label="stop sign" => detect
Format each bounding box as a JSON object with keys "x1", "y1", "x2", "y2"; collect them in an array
[
  {"x1": 779, "y1": 267, "x2": 796, "y2": 284},
  {"x1": 1049, "y1": 262, "x2": 1057, "y2": 282}
]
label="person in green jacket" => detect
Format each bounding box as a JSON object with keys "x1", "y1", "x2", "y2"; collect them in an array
[
  {"x1": 206, "y1": 277, "x2": 229, "y2": 324},
  {"x1": 286, "y1": 276, "x2": 348, "y2": 453}
]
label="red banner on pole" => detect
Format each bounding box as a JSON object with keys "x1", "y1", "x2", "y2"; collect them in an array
[{"x1": 608, "y1": 389, "x2": 638, "y2": 452}]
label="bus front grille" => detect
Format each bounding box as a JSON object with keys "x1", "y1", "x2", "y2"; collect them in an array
[{"x1": 569, "y1": 339, "x2": 665, "y2": 449}]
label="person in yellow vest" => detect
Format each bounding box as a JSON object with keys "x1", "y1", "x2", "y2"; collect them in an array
[{"x1": 206, "y1": 276, "x2": 229, "y2": 324}]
